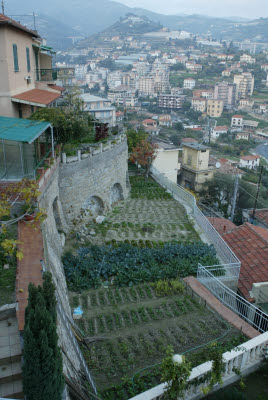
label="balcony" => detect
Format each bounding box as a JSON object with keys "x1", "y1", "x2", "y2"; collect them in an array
[{"x1": 36, "y1": 68, "x2": 58, "y2": 82}]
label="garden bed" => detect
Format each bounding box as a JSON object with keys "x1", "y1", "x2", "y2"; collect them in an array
[{"x1": 69, "y1": 282, "x2": 246, "y2": 399}]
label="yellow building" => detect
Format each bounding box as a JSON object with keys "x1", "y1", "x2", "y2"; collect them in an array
[
  {"x1": 0, "y1": 13, "x2": 61, "y2": 118},
  {"x1": 206, "y1": 99, "x2": 224, "y2": 118},
  {"x1": 178, "y1": 143, "x2": 214, "y2": 191}
]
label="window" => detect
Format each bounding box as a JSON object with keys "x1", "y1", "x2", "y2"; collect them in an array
[
  {"x1": 13, "y1": 44, "x2": 19, "y2": 72},
  {"x1": 26, "y1": 47, "x2": 31, "y2": 72}
]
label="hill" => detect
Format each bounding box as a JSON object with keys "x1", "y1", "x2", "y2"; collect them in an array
[{"x1": 5, "y1": 1, "x2": 268, "y2": 50}]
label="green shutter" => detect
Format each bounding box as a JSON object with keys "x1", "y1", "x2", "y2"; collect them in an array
[
  {"x1": 26, "y1": 47, "x2": 31, "y2": 72},
  {"x1": 13, "y1": 44, "x2": 19, "y2": 72}
]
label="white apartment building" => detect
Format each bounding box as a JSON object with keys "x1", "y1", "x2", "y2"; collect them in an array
[
  {"x1": 231, "y1": 115, "x2": 243, "y2": 129},
  {"x1": 214, "y1": 82, "x2": 236, "y2": 108},
  {"x1": 239, "y1": 155, "x2": 260, "y2": 170},
  {"x1": 183, "y1": 78, "x2": 196, "y2": 89},
  {"x1": 80, "y1": 94, "x2": 116, "y2": 126},
  {"x1": 240, "y1": 54, "x2": 256, "y2": 64},
  {"x1": 191, "y1": 97, "x2": 206, "y2": 112},
  {"x1": 138, "y1": 77, "x2": 155, "y2": 96},
  {"x1": 75, "y1": 65, "x2": 88, "y2": 80},
  {"x1": 107, "y1": 71, "x2": 123, "y2": 88},
  {"x1": 211, "y1": 125, "x2": 228, "y2": 139}
]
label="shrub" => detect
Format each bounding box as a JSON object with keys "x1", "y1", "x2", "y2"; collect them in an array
[{"x1": 153, "y1": 279, "x2": 185, "y2": 297}]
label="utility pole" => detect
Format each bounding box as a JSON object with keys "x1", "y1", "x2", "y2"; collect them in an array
[
  {"x1": 251, "y1": 166, "x2": 264, "y2": 223},
  {"x1": 230, "y1": 174, "x2": 239, "y2": 222},
  {"x1": 1, "y1": 1, "x2": 5, "y2": 15}
]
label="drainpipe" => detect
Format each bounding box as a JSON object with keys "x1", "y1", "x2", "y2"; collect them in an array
[{"x1": 51, "y1": 125, "x2": 55, "y2": 158}]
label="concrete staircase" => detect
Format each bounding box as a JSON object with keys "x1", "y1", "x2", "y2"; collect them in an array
[{"x1": 0, "y1": 305, "x2": 23, "y2": 399}]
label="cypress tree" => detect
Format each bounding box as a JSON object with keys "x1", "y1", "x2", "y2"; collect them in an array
[{"x1": 23, "y1": 277, "x2": 64, "y2": 400}]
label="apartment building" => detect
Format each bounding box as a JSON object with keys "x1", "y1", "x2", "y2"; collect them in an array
[
  {"x1": 158, "y1": 94, "x2": 185, "y2": 110},
  {"x1": 240, "y1": 54, "x2": 256, "y2": 64},
  {"x1": 238, "y1": 98, "x2": 254, "y2": 110},
  {"x1": 191, "y1": 97, "x2": 207, "y2": 112},
  {"x1": 211, "y1": 125, "x2": 228, "y2": 139},
  {"x1": 214, "y1": 82, "x2": 236, "y2": 109},
  {"x1": 80, "y1": 94, "x2": 116, "y2": 126},
  {"x1": 183, "y1": 78, "x2": 196, "y2": 90},
  {"x1": 138, "y1": 77, "x2": 155, "y2": 96},
  {"x1": 231, "y1": 115, "x2": 244, "y2": 129},
  {"x1": 233, "y1": 73, "x2": 254, "y2": 100},
  {"x1": 0, "y1": 13, "x2": 62, "y2": 118},
  {"x1": 206, "y1": 99, "x2": 224, "y2": 118}
]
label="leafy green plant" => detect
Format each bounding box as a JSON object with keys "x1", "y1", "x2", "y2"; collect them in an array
[
  {"x1": 153, "y1": 279, "x2": 185, "y2": 297},
  {"x1": 161, "y1": 346, "x2": 192, "y2": 399}
]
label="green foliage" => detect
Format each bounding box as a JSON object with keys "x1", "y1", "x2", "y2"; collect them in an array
[
  {"x1": 31, "y1": 107, "x2": 94, "y2": 145},
  {"x1": 202, "y1": 342, "x2": 224, "y2": 395},
  {"x1": 161, "y1": 346, "x2": 192, "y2": 399},
  {"x1": 63, "y1": 241, "x2": 218, "y2": 291},
  {"x1": 126, "y1": 129, "x2": 148, "y2": 152},
  {"x1": 153, "y1": 279, "x2": 185, "y2": 297},
  {"x1": 23, "y1": 273, "x2": 64, "y2": 400},
  {"x1": 130, "y1": 176, "x2": 172, "y2": 200}
]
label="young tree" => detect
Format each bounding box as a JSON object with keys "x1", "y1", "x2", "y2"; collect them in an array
[
  {"x1": 126, "y1": 129, "x2": 148, "y2": 152},
  {"x1": 129, "y1": 140, "x2": 158, "y2": 178},
  {"x1": 95, "y1": 123, "x2": 109, "y2": 142},
  {"x1": 23, "y1": 273, "x2": 64, "y2": 400}
]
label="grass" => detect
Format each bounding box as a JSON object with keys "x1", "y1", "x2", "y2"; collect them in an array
[{"x1": 69, "y1": 282, "x2": 246, "y2": 399}]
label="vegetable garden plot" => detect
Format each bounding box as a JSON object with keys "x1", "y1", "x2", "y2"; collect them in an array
[{"x1": 69, "y1": 282, "x2": 244, "y2": 398}]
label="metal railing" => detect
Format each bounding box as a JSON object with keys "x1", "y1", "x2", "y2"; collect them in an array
[
  {"x1": 197, "y1": 265, "x2": 268, "y2": 333},
  {"x1": 36, "y1": 68, "x2": 58, "y2": 81},
  {"x1": 150, "y1": 166, "x2": 240, "y2": 268}
]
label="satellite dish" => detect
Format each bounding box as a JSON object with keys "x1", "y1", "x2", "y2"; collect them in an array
[{"x1": 216, "y1": 162, "x2": 221, "y2": 169}]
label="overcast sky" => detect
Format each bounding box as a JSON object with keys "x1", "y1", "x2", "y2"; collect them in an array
[{"x1": 117, "y1": 0, "x2": 268, "y2": 19}]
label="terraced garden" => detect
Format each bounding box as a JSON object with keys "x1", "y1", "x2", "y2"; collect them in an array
[
  {"x1": 69, "y1": 282, "x2": 246, "y2": 399},
  {"x1": 71, "y1": 176, "x2": 200, "y2": 247}
]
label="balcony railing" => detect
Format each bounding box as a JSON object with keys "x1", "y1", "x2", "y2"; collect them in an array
[{"x1": 36, "y1": 68, "x2": 58, "y2": 81}]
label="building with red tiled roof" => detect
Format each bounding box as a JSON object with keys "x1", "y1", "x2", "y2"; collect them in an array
[
  {"x1": 207, "y1": 217, "x2": 236, "y2": 236},
  {"x1": 249, "y1": 209, "x2": 268, "y2": 229},
  {"x1": 142, "y1": 119, "x2": 157, "y2": 128},
  {"x1": 0, "y1": 13, "x2": 59, "y2": 118},
  {"x1": 209, "y1": 218, "x2": 268, "y2": 303},
  {"x1": 240, "y1": 155, "x2": 260, "y2": 170},
  {"x1": 12, "y1": 89, "x2": 61, "y2": 107}
]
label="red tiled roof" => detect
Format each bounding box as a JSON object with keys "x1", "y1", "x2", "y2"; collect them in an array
[
  {"x1": 0, "y1": 13, "x2": 39, "y2": 38},
  {"x1": 251, "y1": 209, "x2": 268, "y2": 226},
  {"x1": 232, "y1": 115, "x2": 243, "y2": 118},
  {"x1": 142, "y1": 119, "x2": 155, "y2": 124},
  {"x1": 218, "y1": 163, "x2": 245, "y2": 176},
  {"x1": 181, "y1": 137, "x2": 198, "y2": 143},
  {"x1": 12, "y1": 89, "x2": 61, "y2": 105},
  {"x1": 241, "y1": 155, "x2": 260, "y2": 161},
  {"x1": 222, "y1": 223, "x2": 268, "y2": 301},
  {"x1": 219, "y1": 158, "x2": 228, "y2": 163},
  {"x1": 47, "y1": 84, "x2": 65, "y2": 92},
  {"x1": 214, "y1": 125, "x2": 228, "y2": 131},
  {"x1": 207, "y1": 217, "x2": 236, "y2": 236}
]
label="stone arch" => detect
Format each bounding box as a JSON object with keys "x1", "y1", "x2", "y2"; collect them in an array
[
  {"x1": 52, "y1": 196, "x2": 63, "y2": 233},
  {"x1": 83, "y1": 195, "x2": 104, "y2": 216},
  {"x1": 109, "y1": 183, "x2": 124, "y2": 206}
]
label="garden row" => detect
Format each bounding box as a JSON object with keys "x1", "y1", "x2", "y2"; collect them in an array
[
  {"x1": 130, "y1": 176, "x2": 172, "y2": 200},
  {"x1": 78, "y1": 295, "x2": 201, "y2": 336},
  {"x1": 63, "y1": 242, "x2": 219, "y2": 291}
]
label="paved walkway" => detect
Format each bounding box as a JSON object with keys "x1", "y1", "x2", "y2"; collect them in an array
[
  {"x1": 184, "y1": 276, "x2": 260, "y2": 339},
  {"x1": 16, "y1": 220, "x2": 44, "y2": 331}
]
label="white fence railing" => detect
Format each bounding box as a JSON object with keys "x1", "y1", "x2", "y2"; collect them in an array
[
  {"x1": 150, "y1": 166, "x2": 240, "y2": 268},
  {"x1": 62, "y1": 132, "x2": 126, "y2": 164},
  {"x1": 129, "y1": 331, "x2": 268, "y2": 400},
  {"x1": 197, "y1": 265, "x2": 268, "y2": 333}
]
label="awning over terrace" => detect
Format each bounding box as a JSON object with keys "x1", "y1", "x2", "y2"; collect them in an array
[
  {"x1": 0, "y1": 116, "x2": 54, "y2": 180},
  {"x1": 11, "y1": 89, "x2": 61, "y2": 107}
]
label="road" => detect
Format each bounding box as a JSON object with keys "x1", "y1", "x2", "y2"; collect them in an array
[{"x1": 255, "y1": 142, "x2": 268, "y2": 162}]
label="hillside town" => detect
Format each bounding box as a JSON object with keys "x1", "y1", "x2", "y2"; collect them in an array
[{"x1": 0, "y1": 7, "x2": 268, "y2": 400}]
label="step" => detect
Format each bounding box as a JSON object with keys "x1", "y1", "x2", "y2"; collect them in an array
[
  {"x1": 0, "y1": 361, "x2": 22, "y2": 384},
  {"x1": 0, "y1": 379, "x2": 23, "y2": 398}
]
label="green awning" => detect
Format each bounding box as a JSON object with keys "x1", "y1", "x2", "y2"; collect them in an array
[
  {"x1": 41, "y1": 45, "x2": 56, "y2": 54},
  {"x1": 0, "y1": 116, "x2": 51, "y2": 144}
]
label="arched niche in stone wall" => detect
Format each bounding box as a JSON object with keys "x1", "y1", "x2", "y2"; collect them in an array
[
  {"x1": 83, "y1": 195, "x2": 105, "y2": 216},
  {"x1": 109, "y1": 183, "x2": 124, "y2": 207}
]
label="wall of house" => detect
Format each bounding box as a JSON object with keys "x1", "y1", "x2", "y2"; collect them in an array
[
  {"x1": 59, "y1": 138, "x2": 129, "y2": 223},
  {"x1": 153, "y1": 149, "x2": 180, "y2": 183}
]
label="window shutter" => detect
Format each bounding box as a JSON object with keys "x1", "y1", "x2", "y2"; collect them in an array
[
  {"x1": 26, "y1": 47, "x2": 31, "y2": 72},
  {"x1": 13, "y1": 44, "x2": 19, "y2": 72}
]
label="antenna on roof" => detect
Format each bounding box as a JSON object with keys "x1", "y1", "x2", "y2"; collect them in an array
[{"x1": 1, "y1": 0, "x2": 5, "y2": 15}]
